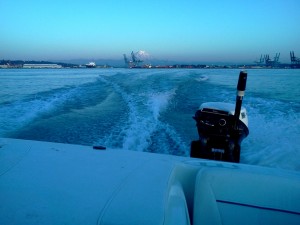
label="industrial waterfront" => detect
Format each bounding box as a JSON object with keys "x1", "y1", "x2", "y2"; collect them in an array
[{"x1": 1, "y1": 51, "x2": 300, "y2": 69}]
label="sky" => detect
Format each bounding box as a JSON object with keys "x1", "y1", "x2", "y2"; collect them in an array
[{"x1": 1, "y1": 0, "x2": 300, "y2": 63}]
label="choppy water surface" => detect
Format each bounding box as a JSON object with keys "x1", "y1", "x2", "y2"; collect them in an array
[{"x1": 1, "y1": 68, "x2": 299, "y2": 171}]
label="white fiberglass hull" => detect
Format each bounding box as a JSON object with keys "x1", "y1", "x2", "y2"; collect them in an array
[{"x1": 0, "y1": 138, "x2": 299, "y2": 225}]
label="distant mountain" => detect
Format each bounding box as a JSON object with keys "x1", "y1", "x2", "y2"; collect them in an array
[{"x1": 134, "y1": 50, "x2": 152, "y2": 61}]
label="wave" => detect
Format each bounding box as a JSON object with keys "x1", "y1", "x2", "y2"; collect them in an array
[
  {"x1": 0, "y1": 77, "x2": 112, "y2": 136},
  {"x1": 242, "y1": 96, "x2": 300, "y2": 170},
  {"x1": 195, "y1": 75, "x2": 209, "y2": 82},
  {"x1": 0, "y1": 87, "x2": 80, "y2": 135}
]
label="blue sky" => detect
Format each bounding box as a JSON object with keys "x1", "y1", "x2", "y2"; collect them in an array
[{"x1": 1, "y1": 0, "x2": 300, "y2": 63}]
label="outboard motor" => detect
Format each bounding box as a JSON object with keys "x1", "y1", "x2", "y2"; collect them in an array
[{"x1": 190, "y1": 71, "x2": 249, "y2": 163}]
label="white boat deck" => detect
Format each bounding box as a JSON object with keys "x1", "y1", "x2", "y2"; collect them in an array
[{"x1": 0, "y1": 138, "x2": 299, "y2": 225}]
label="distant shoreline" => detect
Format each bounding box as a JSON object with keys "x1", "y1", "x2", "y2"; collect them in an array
[{"x1": 0, "y1": 59, "x2": 299, "y2": 69}]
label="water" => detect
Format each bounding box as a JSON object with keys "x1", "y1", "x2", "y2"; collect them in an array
[{"x1": 1, "y1": 68, "x2": 299, "y2": 171}]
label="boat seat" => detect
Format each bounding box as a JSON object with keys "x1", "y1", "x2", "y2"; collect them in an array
[{"x1": 193, "y1": 167, "x2": 300, "y2": 225}]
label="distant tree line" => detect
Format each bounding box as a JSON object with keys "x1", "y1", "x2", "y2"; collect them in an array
[{"x1": 0, "y1": 60, "x2": 78, "y2": 68}]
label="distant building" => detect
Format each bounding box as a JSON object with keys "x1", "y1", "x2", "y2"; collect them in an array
[
  {"x1": 0, "y1": 64, "x2": 9, "y2": 69},
  {"x1": 23, "y1": 64, "x2": 62, "y2": 69}
]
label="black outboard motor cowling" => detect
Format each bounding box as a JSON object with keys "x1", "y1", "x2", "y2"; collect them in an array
[{"x1": 190, "y1": 71, "x2": 249, "y2": 163}]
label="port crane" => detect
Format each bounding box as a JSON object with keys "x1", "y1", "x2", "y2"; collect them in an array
[
  {"x1": 254, "y1": 54, "x2": 265, "y2": 64},
  {"x1": 123, "y1": 51, "x2": 144, "y2": 68},
  {"x1": 264, "y1": 53, "x2": 280, "y2": 67},
  {"x1": 290, "y1": 51, "x2": 300, "y2": 68}
]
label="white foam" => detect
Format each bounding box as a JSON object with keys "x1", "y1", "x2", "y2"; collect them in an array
[
  {"x1": 195, "y1": 75, "x2": 209, "y2": 82},
  {"x1": 147, "y1": 90, "x2": 176, "y2": 120},
  {"x1": 97, "y1": 76, "x2": 187, "y2": 154},
  {"x1": 241, "y1": 97, "x2": 300, "y2": 171}
]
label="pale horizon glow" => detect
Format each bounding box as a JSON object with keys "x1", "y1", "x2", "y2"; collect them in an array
[{"x1": 1, "y1": 0, "x2": 300, "y2": 63}]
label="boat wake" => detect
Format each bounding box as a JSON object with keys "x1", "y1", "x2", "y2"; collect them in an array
[
  {"x1": 0, "y1": 87, "x2": 79, "y2": 136},
  {"x1": 96, "y1": 76, "x2": 188, "y2": 155}
]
